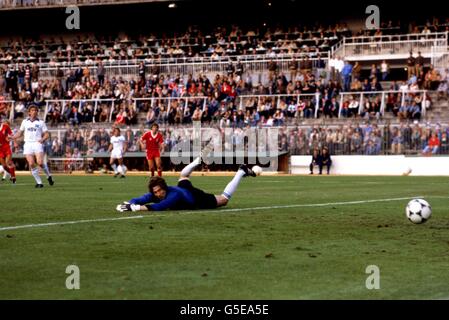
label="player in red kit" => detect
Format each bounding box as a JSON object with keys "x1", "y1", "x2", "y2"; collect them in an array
[
  {"x1": 0, "y1": 117, "x2": 16, "y2": 184},
  {"x1": 140, "y1": 123, "x2": 165, "y2": 177}
]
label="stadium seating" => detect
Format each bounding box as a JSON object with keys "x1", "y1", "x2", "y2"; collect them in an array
[{"x1": 1, "y1": 10, "x2": 449, "y2": 159}]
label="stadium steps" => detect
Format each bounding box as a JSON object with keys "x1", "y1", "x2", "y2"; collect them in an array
[{"x1": 423, "y1": 92, "x2": 449, "y2": 122}]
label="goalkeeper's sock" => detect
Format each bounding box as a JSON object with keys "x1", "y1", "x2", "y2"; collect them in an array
[
  {"x1": 42, "y1": 163, "x2": 51, "y2": 178},
  {"x1": 222, "y1": 169, "x2": 245, "y2": 200},
  {"x1": 151, "y1": 169, "x2": 155, "y2": 177},
  {"x1": 157, "y1": 170, "x2": 162, "y2": 177},
  {"x1": 111, "y1": 164, "x2": 117, "y2": 174},
  {"x1": 31, "y1": 166, "x2": 42, "y2": 185},
  {"x1": 180, "y1": 157, "x2": 201, "y2": 178}
]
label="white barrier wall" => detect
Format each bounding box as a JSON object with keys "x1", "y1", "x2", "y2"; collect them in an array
[{"x1": 291, "y1": 156, "x2": 449, "y2": 176}]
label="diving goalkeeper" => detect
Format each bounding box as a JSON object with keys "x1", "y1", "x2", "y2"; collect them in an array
[{"x1": 116, "y1": 156, "x2": 257, "y2": 212}]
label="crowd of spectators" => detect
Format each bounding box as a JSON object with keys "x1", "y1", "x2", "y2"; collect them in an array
[
  {"x1": 355, "y1": 18, "x2": 449, "y2": 37},
  {"x1": 0, "y1": 60, "x2": 442, "y2": 130},
  {"x1": 1, "y1": 16, "x2": 446, "y2": 67},
  {"x1": 0, "y1": 22, "x2": 349, "y2": 68},
  {"x1": 279, "y1": 122, "x2": 449, "y2": 156},
  {"x1": 8, "y1": 122, "x2": 449, "y2": 160},
  {"x1": 1, "y1": 17, "x2": 448, "y2": 128}
]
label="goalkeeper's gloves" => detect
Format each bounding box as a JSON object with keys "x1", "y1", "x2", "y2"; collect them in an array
[{"x1": 116, "y1": 202, "x2": 141, "y2": 212}]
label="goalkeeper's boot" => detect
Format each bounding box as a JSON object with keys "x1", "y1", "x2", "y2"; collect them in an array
[
  {"x1": 239, "y1": 164, "x2": 256, "y2": 177},
  {"x1": 199, "y1": 141, "x2": 216, "y2": 163},
  {"x1": 47, "y1": 176, "x2": 55, "y2": 186}
]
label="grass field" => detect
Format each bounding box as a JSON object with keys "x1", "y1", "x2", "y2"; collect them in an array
[{"x1": 1, "y1": 174, "x2": 449, "y2": 299}]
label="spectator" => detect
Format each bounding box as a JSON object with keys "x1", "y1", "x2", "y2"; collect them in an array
[
  {"x1": 273, "y1": 109, "x2": 284, "y2": 126},
  {"x1": 320, "y1": 146, "x2": 332, "y2": 174},
  {"x1": 348, "y1": 97, "x2": 359, "y2": 117},
  {"x1": 138, "y1": 61, "x2": 146, "y2": 81},
  {"x1": 235, "y1": 60, "x2": 244, "y2": 78},
  {"x1": 68, "y1": 106, "x2": 81, "y2": 126},
  {"x1": 440, "y1": 132, "x2": 449, "y2": 154},
  {"x1": 309, "y1": 148, "x2": 321, "y2": 174},
  {"x1": 289, "y1": 57, "x2": 298, "y2": 82},
  {"x1": 145, "y1": 107, "x2": 156, "y2": 126},
  {"x1": 334, "y1": 57, "x2": 344, "y2": 83},
  {"x1": 380, "y1": 60, "x2": 389, "y2": 81},
  {"x1": 350, "y1": 132, "x2": 363, "y2": 154},
  {"x1": 268, "y1": 59, "x2": 278, "y2": 82},
  {"x1": 397, "y1": 102, "x2": 409, "y2": 121},
  {"x1": 369, "y1": 64, "x2": 379, "y2": 81},
  {"x1": 409, "y1": 101, "x2": 421, "y2": 120},
  {"x1": 191, "y1": 107, "x2": 202, "y2": 121},
  {"x1": 341, "y1": 61, "x2": 353, "y2": 92},
  {"x1": 352, "y1": 61, "x2": 361, "y2": 81},
  {"x1": 391, "y1": 128, "x2": 403, "y2": 154},
  {"x1": 226, "y1": 61, "x2": 235, "y2": 77},
  {"x1": 97, "y1": 61, "x2": 105, "y2": 86},
  {"x1": 406, "y1": 52, "x2": 416, "y2": 80},
  {"x1": 437, "y1": 80, "x2": 448, "y2": 100},
  {"x1": 415, "y1": 51, "x2": 425, "y2": 76},
  {"x1": 422, "y1": 132, "x2": 440, "y2": 155},
  {"x1": 114, "y1": 110, "x2": 127, "y2": 127}
]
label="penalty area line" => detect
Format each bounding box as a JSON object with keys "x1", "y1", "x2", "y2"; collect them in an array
[{"x1": 0, "y1": 196, "x2": 423, "y2": 232}]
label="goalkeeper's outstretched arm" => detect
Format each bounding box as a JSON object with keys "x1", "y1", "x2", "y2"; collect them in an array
[
  {"x1": 129, "y1": 193, "x2": 154, "y2": 205},
  {"x1": 116, "y1": 193, "x2": 153, "y2": 212},
  {"x1": 117, "y1": 190, "x2": 183, "y2": 212}
]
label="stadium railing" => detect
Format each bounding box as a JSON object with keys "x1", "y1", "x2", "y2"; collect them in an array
[
  {"x1": 337, "y1": 89, "x2": 428, "y2": 118},
  {"x1": 237, "y1": 93, "x2": 320, "y2": 118},
  {"x1": 431, "y1": 46, "x2": 449, "y2": 72},
  {"x1": 28, "y1": 89, "x2": 427, "y2": 127},
  {"x1": 37, "y1": 52, "x2": 329, "y2": 81},
  {"x1": 43, "y1": 98, "x2": 117, "y2": 123},
  {"x1": 132, "y1": 95, "x2": 209, "y2": 113},
  {"x1": 18, "y1": 122, "x2": 448, "y2": 160},
  {"x1": 331, "y1": 32, "x2": 448, "y2": 60},
  {"x1": 8, "y1": 121, "x2": 449, "y2": 173}
]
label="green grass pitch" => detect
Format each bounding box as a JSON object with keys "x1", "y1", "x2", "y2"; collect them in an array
[{"x1": 1, "y1": 175, "x2": 449, "y2": 299}]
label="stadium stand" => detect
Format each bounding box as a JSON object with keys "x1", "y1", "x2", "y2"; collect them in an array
[{"x1": 1, "y1": 1, "x2": 449, "y2": 165}]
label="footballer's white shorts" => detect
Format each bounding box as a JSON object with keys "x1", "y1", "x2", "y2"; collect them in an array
[
  {"x1": 23, "y1": 142, "x2": 44, "y2": 155},
  {"x1": 110, "y1": 149, "x2": 124, "y2": 159}
]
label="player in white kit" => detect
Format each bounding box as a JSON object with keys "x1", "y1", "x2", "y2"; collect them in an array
[
  {"x1": 11, "y1": 105, "x2": 54, "y2": 188},
  {"x1": 108, "y1": 127, "x2": 127, "y2": 178}
]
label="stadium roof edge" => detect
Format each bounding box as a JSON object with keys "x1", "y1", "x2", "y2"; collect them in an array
[{"x1": 0, "y1": 0, "x2": 177, "y2": 11}]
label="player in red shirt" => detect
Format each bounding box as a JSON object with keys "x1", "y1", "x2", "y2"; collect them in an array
[
  {"x1": 140, "y1": 123, "x2": 165, "y2": 177},
  {"x1": 0, "y1": 117, "x2": 16, "y2": 184}
]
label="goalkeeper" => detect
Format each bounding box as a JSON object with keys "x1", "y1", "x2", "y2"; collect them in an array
[{"x1": 116, "y1": 155, "x2": 257, "y2": 212}]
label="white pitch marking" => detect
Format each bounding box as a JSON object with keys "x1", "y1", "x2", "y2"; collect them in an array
[
  {"x1": 0, "y1": 196, "x2": 423, "y2": 232},
  {"x1": 0, "y1": 215, "x2": 144, "y2": 231}
]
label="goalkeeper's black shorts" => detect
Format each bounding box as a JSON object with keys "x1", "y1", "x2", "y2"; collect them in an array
[{"x1": 177, "y1": 179, "x2": 218, "y2": 209}]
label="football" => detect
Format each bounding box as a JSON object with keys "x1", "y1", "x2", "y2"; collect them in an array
[
  {"x1": 402, "y1": 167, "x2": 412, "y2": 176},
  {"x1": 406, "y1": 199, "x2": 432, "y2": 224},
  {"x1": 252, "y1": 165, "x2": 263, "y2": 176}
]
